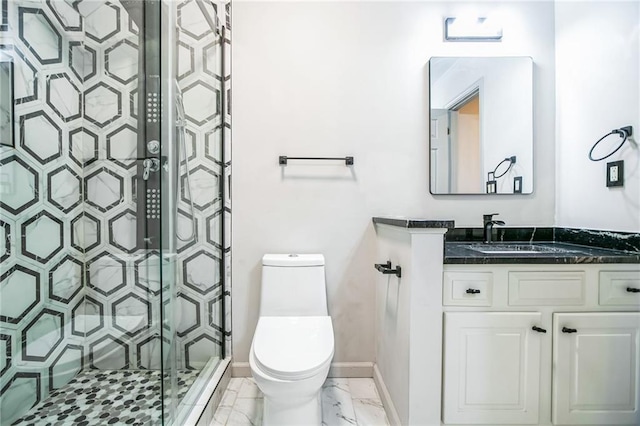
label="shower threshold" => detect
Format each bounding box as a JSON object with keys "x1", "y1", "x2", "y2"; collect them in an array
[{"x1": 11, "y1": 369, "x2": 200, "y2": 426}]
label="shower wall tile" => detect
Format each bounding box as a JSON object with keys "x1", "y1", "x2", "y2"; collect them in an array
[
  {"x1": 69, "y1": 127, "x2": 99, "y2": 167},
  {"x1": 20, "y1": 110, "x2": 63, "y2": 164},
  {"x1": 83, "y1": 2, "x2": 121, "y2": 44},
  {"x1": 19, "y1": 7, "x2": 63, "y2": 65},
  {"x1": 104, "y1": 39, "x2": 136, "y2": 85},
  {"x1": 0, "y1": 155, "x2": 40, "y2": 215},
  {"x1": 46, "y1": 73, "x2": 82, "y2": 122},
  {"x1": 47, "y1": 0, "x2": 82, "y2": 32},
  {"x1": 106, "y1": 123, "x2": 136, "y2": 164},
  {"x1": 70, "y1": 211, "x2": 100, "y2": 251},
  {"x1": 69, "y1": 41, "x2": 96, "y2": 81},
  {"x1": 48, "y1": 254, "x2": 83, "y2": 303},
  {"x1": 84, "y1": 165, "x2": 125, "y2": 212},
  {"x1": 47, "y1": 165, "x2": 82, "y2": 213},
  {"x1": 83, "y1": 82, "x2": 123, "y2": 128},
  {"x1": 0, "y1": 264, "x2": 41, "y2": 325}
]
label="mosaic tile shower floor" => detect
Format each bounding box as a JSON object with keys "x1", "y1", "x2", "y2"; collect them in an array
[{"x1": 12, "y1": 369, "x2": 200, "y2": 426}]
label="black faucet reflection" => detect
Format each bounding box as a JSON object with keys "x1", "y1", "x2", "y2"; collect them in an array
[{"x1": 483, "y1": 213, "x2": 506, "y2": 244}]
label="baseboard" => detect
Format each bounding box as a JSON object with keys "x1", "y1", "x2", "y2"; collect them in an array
[
  {"x1": 232, "y1": 361, "x2": 250, "y2": 377},
  {"x1": 373, "y1": 364, "x2": 402, "y2": 426},
  {"x1": 232, "y1": 361, "x2": 374, "y2": 378},
  {"x1": 328, "y1": 362, "x2": 373, "y2": 378}
]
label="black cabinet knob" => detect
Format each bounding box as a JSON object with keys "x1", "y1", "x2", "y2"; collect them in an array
[
  {"x1": 562, "y1": 327, "x2": 577, "y2": 333},
  {"x1": 465, "y1": 288, "x2": 481, "y2": 294},
  {"x1": 626, "y1": 287, "x2": 640, "y2": 293},
  {"x1": 532, "y1": 326, "x2": 547, "y2": 333}
]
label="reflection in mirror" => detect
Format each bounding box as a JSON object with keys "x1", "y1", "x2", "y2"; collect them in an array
[
  {"x1": 429, "y1": 57, "x2": 533, "y2": 194},
  {"x1": 0, "y1": 60, "x2": 14, "y2": 148}
]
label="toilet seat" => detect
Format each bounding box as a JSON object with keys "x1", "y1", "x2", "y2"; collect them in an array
[{"x1": 253, "y1": 316, "x2": 334, "y2": 381}]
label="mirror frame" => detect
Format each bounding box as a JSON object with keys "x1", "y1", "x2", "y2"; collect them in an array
[{"x1": 428, "y1": 56, "x2": 534, "y2": 196}]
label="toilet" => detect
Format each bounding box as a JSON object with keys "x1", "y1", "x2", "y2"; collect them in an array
[{"x1": 249, "y1": 254, "x2": 335, "y2": 425}]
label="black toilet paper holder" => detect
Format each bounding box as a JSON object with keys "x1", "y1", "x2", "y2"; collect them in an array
[{"x1": 374, "y1": 261, "x2": 402, "y2": 278}]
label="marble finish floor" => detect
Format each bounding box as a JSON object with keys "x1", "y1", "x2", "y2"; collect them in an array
[{"x1": 212, "y1": 378, "x2": 390, "y2": 426}]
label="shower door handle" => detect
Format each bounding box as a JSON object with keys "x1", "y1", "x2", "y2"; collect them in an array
[{"x1": 142, "y1": 158, "x2": 160, "y2": 181}]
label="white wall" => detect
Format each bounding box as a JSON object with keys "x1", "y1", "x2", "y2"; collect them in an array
[
  {"x1": 232, "y1": 1, "x2": 556, "y2": 363},
  {"x1": 555, "y1": 1, "x2": 640, "y2": 232}
]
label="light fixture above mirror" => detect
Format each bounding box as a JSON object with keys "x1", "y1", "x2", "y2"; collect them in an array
[{"x1": 444, "y1": 17, "x2": 503, "y2": 42}]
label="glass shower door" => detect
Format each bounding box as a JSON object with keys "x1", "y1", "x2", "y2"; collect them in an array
[
  {"x1": 164, "y1": 0, "x2": 227, "y2": 422},
  {"x1": 73, "y1": 0, "x2": 168, "y2": 424},
  {"x1": 116, "y1": 0, "x2": 227, "y2": 422},
  {"x1": 0, "y1": 0, "x2": 169, "y2": 424},
  {"x1": 122, "y1": 0, "x2": 180, "y2": 423},
  {"x1": 0, "y1": 0, "x2": 226, "y2": 423}
]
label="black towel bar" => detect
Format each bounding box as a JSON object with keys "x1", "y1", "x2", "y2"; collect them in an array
[{"x1": 279, "y1": 156, "x2": 354, "y2": 166}]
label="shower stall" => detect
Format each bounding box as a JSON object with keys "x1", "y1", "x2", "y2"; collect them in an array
[{"x1": 0, "y1": 0, "x2": 230, "y2": 424}]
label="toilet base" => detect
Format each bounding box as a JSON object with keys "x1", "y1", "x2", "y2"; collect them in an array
[{"x1": 263, "y1": 391, "x2": 322, "y2": 426}]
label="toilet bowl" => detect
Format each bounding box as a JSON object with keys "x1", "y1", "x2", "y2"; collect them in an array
[{"x1": 250, "y1": 254, "x2": 334, "y2": 425}]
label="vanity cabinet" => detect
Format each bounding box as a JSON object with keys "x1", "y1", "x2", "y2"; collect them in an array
[
  {"x1": 443, "y1": 312, "x2": 543, "y2": 425},
  {"x1": 553, "y1": 312, "x2": 640, "y2": 425},
  {"x1": 441, "y1": 265, "x2": 640, "y2": 426}
]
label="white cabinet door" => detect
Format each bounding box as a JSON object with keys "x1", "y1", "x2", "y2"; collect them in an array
[
  {"x1": 442, "y1": 312, "x2": 543, "y2": 424},
  {"x1": 553, "y1": 312, "x2": 640, "y2": 425}
]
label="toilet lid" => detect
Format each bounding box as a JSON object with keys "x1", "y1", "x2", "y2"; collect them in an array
[{"x1": 253, "y1": 316, "x2": 334, "y2": 380}]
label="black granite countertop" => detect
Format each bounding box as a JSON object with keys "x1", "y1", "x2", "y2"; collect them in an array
[
  {"x1": 373, "y1": 217, "x2": 455, "y2": 229},
  {"x1": 444, "y1": 227, "x2": 640, "y2": 264},
  {"x1": 445, "y1": 241, "x2": 640, "y2": 264},
  {"x1": 373, "y1": 220, "x2": 639, "y2": 264}
]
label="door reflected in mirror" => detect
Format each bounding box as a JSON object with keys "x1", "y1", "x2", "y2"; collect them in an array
[{"x1": 429, "y1": 57, "x2": 533, "y2": 195}]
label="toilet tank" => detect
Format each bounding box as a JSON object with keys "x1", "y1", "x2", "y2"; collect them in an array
[{"x1": 260, "y1": 254, "x2": 328, "y2": 316}]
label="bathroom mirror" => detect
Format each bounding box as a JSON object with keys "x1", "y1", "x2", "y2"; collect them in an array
[
  {"x1": 429, "y1": 56, "x2": 533, "y2": 194},
  {"x1": 0, "y1": 60, "x2": 14, "y2": 148}
]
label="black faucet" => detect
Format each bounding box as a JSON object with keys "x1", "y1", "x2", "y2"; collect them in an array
[{"x1": 483, "y1": 213, "x2": 505, "y2": 244}]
